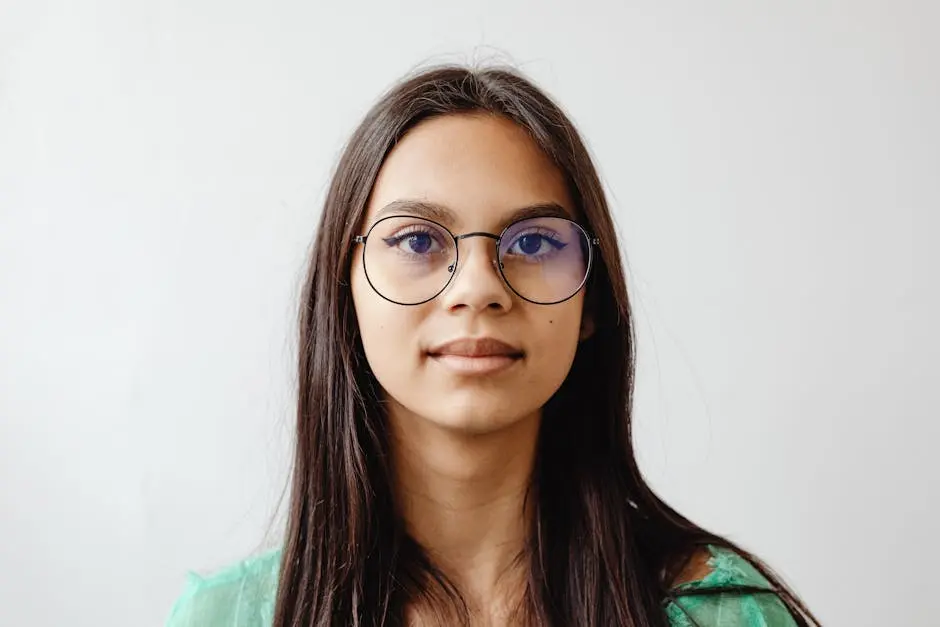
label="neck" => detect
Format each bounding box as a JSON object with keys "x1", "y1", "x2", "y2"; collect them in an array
[{"x1": 388, "y1": 406, "x2": 540, "y2": 618}]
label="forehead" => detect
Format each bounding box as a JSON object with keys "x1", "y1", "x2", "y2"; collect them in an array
[{"x1": 364, "y1": 113, "x2": 574, "y2": 230}]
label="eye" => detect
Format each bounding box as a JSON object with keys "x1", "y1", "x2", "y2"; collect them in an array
[
  {"x1": 505, "y1": 230, "x2": 567, "y2": 258},
  {"x1": 382, "y1": 227, "x2": 447, "y2": 256}
]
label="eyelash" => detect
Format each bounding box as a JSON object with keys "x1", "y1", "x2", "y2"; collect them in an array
[
  {"x1": 380, "y1": 225, "x2": 567, "y2": 264},
  {"x1": 505, "y1": 227, "x2": 566, "y2": 252},
  {"x1": 382, "y1": 226, "x2": 448, "y2": 257}
]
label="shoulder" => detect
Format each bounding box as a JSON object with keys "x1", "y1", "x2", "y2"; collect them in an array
[
  {"x1": 164, "y1": 548, "x2": 282, "y2": 627},
  {"x1": 665, "y1": 545, "x2": 799, "y2": 627}
]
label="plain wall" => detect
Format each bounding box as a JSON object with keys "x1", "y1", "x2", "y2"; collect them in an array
[{"x1": 1, "y1": 1, "x2": 937, "y2": 625}]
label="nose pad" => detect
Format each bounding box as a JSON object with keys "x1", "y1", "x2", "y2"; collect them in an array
[
  {"x1": 439, "y1": 237, "x2": 512, "y2": 309},
  {"x1": 451, "y1": 238, "x2": 501, "y2": 281},
  {"x1": 446, "y1": 256, "x2": 499, "y2": 275}
]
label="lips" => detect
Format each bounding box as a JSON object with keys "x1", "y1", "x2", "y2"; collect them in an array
[
  {"x1": 427, "y1": 337, "x2": 524, "y2": 358},
  {"x1": 426, "y1": 337, "x2": 523, "y2": 376}
]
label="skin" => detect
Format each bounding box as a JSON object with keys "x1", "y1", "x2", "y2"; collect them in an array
[
  {"x1": 350, "y1": 113, "x2": 593, "y2": 624},
  {"x1": 349, "y1": 113, "x2": 714, "y2": 625}
]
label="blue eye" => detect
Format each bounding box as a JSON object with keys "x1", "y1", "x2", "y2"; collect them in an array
[
  {"x1": 404, "y1": 233, "x2": 433, "y2": 254},
  {"x1": 382, "y1": 228, "x2": 446, "y2": 257},
  {"x1": 517, "y1": 234, "x2": 545, "y2": 255},
  {"x1": 506, "y1": 231, "x2": 566, "y2": 258}
]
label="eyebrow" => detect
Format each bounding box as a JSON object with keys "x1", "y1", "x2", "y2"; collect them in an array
[{"x1": 370, "y1": 199, "x2": 574, "y2": 231}]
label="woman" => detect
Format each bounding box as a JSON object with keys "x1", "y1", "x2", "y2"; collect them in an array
[{"x1": 166, "y1": 64, "x2": 819, "y2": 626}]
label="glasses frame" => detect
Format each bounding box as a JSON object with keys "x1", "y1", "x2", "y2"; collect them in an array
[{"x1": 352, "y1": 214, "x2": 600, "y2": 306}]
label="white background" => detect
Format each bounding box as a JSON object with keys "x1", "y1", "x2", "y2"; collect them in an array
[{"x1": 2, "y1": 1, "x2": 937, "y2": 625}]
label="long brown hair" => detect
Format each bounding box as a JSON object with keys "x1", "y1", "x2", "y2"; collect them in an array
[{"x1": 274, "y1": 64, "x2": 818, "y2": 626}]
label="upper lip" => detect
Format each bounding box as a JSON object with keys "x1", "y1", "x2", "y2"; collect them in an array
[{"x1": 427, "y1": 337, "x2": 523, "y2": 358}]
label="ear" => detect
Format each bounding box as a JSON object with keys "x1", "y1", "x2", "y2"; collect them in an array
[
  {"x1": 579, "y1": 311, "x2": 595, "y2": 341},
  {"x1": 579, "y1": 291, "x2": 596, "y2": 342}
]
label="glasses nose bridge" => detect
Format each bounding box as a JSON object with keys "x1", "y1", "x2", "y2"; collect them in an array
[
  {"x1": 454, "y1": 231, "x2": 500, "y2": 244},
  {"x1": 452, "y1": 230, "x2": 502, "y2": 269}
]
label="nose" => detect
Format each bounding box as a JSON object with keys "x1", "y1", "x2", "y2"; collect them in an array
[{"x1": 438, "y1": 236, "x2": 513, "y2": 312}]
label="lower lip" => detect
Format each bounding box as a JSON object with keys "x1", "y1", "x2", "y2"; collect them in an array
[{"x1": 428, "y1": 354, "x2": 522, "y2": 375}]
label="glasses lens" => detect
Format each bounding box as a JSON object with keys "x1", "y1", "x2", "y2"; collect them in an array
[
  {"x1": 498, "y1": 217, "x2": 591, "y2": 304},
  {"x1": 363, "y1": 216, "x2": 456, "y2": 304}
]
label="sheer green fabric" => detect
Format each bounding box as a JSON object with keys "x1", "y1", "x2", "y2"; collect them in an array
[
  {"x1": 165, "y1": 545, "x2": 796, "y2": 626},
  {"x1": 665, "y1": 546, "x2": 798, "y2": 627},
  {"x1": 165, "y1": 548, "x2": 280, "y2": 627}
]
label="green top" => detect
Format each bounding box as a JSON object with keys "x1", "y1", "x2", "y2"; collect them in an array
[{"x1": 165, "y1": 545, "x2": 797, "y2": 626}]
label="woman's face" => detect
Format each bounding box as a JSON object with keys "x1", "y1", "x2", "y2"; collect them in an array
[{"x1": 350, "y1": 113, "x2": 592, "y2": 435}]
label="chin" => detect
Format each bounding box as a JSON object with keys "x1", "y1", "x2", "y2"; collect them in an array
[
  {"x1": 426, "y1": 399, "x2": 539, "y2": 436},
  {"x1": 376, "y1": 373, "x2": 547, "y2": 437}
]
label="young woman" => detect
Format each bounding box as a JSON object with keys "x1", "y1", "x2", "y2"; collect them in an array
[{"x1": 166, "y1": 65, "x2": 819, "y2": 627}]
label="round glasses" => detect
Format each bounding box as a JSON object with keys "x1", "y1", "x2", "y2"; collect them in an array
[{"x1": 352, "y1": 215, "x2": 598, "y2": 306}]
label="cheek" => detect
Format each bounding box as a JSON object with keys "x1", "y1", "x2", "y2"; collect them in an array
[
  {"x1": 351, "y1": 267, "x2": 424, "y2": 383},
  {"x1": 540, "y1": 298, "x2": 583, "y2": 339},
  {"x1": 527, "y1": 303, "x2": 584, "y2": 377}
]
